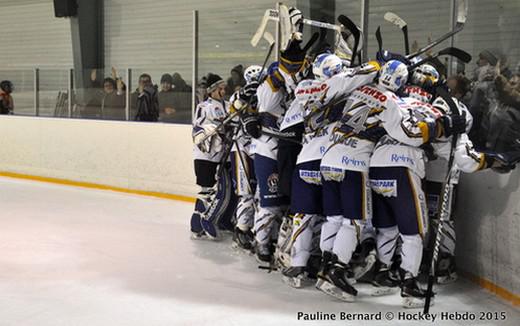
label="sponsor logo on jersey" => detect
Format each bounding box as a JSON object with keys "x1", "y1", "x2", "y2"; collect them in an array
[
  {"x1": 357, "y1": 85, "x2": 388, "y2": 103},
  {"x1": 267, "y1": 173, "x2": 279, "y2": 193},
  {"x1": 329, "y1": 133, "x2": 359, "y2": 148},
  {"x1": 284, "y1": 111, "x2": 303, "y2": 124},
  {"x1": 341, "y1": 155, "x2": 367, "y2": 168},
  {"x1": 370, "y1": 179, "x2": 398, "y2": 197},
  {"x1": 390, "y1": 154, "x2": 415, "y2": 165},
  {"x1": 295, "y1": 82, "x2": 328, "y2": 96},
  {"x1": 405, "y1": 86, "x2": 433, "y2": 101},
  {"x1": 321, "y1": 166, "x2": 345, "y2": 182},
  {"x1": 299, "y1": 170, "x2": 322, "y2": 185}
]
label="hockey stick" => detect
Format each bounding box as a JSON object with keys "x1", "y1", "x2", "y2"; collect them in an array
[
  {"x1": 384, "y1": 12, "x2": 410, "y2": 55},
  {"x1": 251, "y1": 8, "x2": 342, "y2": 48},
  {"x1": 337, "y1": 15, "x2": 361, "y2": 66},
  {"x1": 375, "y1": 26, "x2": 383, "y2": 55},
  {"x1": 408, "y1": 47, "x2": 472, "y2": 70},
  {"x1": 251, "y1": 9, "x2": 279, "y2": 47},
  {"x1": 406, "y1": 0, "x2": 467, "y2": 60},
  {"x1": 424, "y1": 87, "x2": 460, "y2": 313}
]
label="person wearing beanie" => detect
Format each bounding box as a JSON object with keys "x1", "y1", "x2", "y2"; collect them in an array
[
  {"x1": 158, "y1": 73, "x2": 176, "y2": 122},
  {"x1": 226, "y1": 64, "x2": 246, "y2": 96},
  {"x1": 190, "y1": 73, "x2": 231, "y2": 239}
]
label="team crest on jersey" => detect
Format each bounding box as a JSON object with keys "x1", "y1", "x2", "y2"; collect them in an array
[
  {"x1": 267, "y1": 173, "x2": 279, "y2": 193},
  {"x1": 370, "y1": 179, "x2": 398, "y2": 197},
  {"x1": 299, "y1": 170, "x2": 322, "y2": 185}
]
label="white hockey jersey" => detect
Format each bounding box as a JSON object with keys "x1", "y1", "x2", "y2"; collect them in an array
[
  {"x1": 192, "y1": 96, "x2": 229, "y2": 162},
  {"x1": 323, "y1": 84, "x2": 434, "y2": 173},
  {"x1": 370, "y1": 98, "x2": 442, "y2": 178},
  {"x1": 228, "y1": 92, "x2": 255, "y2": 156},
  {"x1": 252, "y1": 77, "x2": 290, "y2": 160},
  {"x1": 425, "y1": 101, "x2": 483, "y2": 183}
]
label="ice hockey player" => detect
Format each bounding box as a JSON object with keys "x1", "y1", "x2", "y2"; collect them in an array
[
  {"x1": 229, "y1": 65, "x2": 264, "y2": 251},
  {"x1": 423, "y1": 95, "x2": 515, "y2": 284},
  {"x1": 280, "y1": 53, "x2": 344, "y2": 287},
  {"x1": 249, "y1": 7, "x2": 317, "y2": 266},
  {"x1": 190, "y1": 73, "x2": 235, "y2": 240},
  {"x1": 316, "y1": 60, "x2": 452, "y2": 303},
  {"x1": 191, "y1": 73, "x2": 229, "y2": 239}
]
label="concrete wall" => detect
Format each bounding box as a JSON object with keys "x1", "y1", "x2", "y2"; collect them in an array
[
  {"x1": 456, "y1": 169, "x2": 520, "y2": 297},
  {"x1": 0, "y1": 116, "x2": 197, "y2": 197}
]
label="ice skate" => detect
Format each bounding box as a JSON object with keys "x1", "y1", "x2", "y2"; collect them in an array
[
  {"x1": 436, "y1": 254, "x2": 458, "y2": 284},
  {"x1": 315, "y1": 252, "x2": 357, "y2": 302},
  {"x1": 281, "y1": 266, "x2": 311, "y2": 288},
  {"x1": 255, "y1": 243, "x2": 273, "y2": 268},
  {"x1": 370, "y1": 262, "x2": 399, "y2": 296},
  {"x1": 401, "y1": 270, "x2": 434, "y2": 309},
  {"x1": 232, "y1": 227, "x2": 255, "y2": 254}
]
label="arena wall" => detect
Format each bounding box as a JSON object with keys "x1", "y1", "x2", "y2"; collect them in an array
[
  {"x1": 0, "y1": 116, "x2": 197, "y2": 197},
  {"x1": 0, "y1": 115, "x2": 519, "y2": 304}
]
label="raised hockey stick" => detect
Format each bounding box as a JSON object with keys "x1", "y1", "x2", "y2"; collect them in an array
[
  {"x1": 251, "y1": 8, "x2": 342, "y2": 48},
  {"x1": 375, "y1": 26, "x2": 383, "y2": 55},
  {"x1": 251, "y1": 9, "x2": 279, "y2": 47},
  {"x1": 406, "y1": 0, "x2": 467, "y2": 60},
  {"x1": 408, "y1": 47, "x2": 472, "y2": 70},
  {"x1": 337, "y1": 15, "x2": 361, "y2": 66},
  {"x1": 424, "y1": 87, "x2": 460, "y2": 313},
  {"x1": 384, "y1": 12, "x2": 410, "y2": 54}
]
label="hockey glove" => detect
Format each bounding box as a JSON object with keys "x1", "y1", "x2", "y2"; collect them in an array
[
  {"x1": 234, "y1": 81, "x2": 260, "y2": 109},
  {"x1": 241, "y1": 113, "x2": 261, "y2": 139},
  {"x1": 194, "y1": 124, "x2": 218, "y2": 153},
  {"x1": 438, "y1": 111, "x2": 466, "y2": 138}
]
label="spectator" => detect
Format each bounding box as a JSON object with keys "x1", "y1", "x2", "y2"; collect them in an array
[
  {"x1": 226, "y1": 64, "x2": 246, "y2": 96},
  {"x1": 469, "y1": 59, "x2": 520, "y2": 158},
  {"x1": 447, "y1": 74, "x2": 471, "y2": 103},
  {"x1": 0, "y1": 80, "x2": 14, "y2": 115},
  {"x1": 196, "y1": 76, "x2": 208, "y2": 106},
  {"x1": 171, "y1": 72, "x2": 192, "y2": 123},
  {"x1": 81, "y1": 69, "x2": 104, "y2": 119},
  {"x1": 101, "y1": 77, "x2": 126, "y2": 120},
  {"x1": 133, "y1": 73, "x2": 159, "y2": 122},
  {"x1": 158, "y1": 73, "x2": 177, "y2": 122}
]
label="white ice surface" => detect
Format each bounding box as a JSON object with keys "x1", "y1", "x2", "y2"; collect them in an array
[{"x1": 0, "y1": 176, "x2": 519, "y2": 326}]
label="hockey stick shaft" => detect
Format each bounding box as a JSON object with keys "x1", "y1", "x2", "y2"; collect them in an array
[
  {"x1": 403, "y1": 25, "x2": 410, "y2": 55},
  {"x1": 424, "y1": 88, "x2": 460, "y2": 313}
]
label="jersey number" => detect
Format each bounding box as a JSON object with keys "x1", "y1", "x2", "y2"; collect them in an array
[{"x1": 345, "y1": 106, "x2": 370, "y2": 133}]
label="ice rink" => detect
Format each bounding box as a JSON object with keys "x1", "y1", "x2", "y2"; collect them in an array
[{"x1": 1, "y1": 176, "x2": 519, "y2": 326}]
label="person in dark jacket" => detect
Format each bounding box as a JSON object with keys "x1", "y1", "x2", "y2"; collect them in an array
[
  {"x1": 0, "y1": 80, "x2": 14, "y2": 115},
  {"x1": 158, "y1": 73, "x2": 177, "y2": 122},
  {"x1": 226, "y1": 64, "x2": 246, "y2": 96},
  {"x1": 101, "y1": 77, "x2": 126, "y2": 120}
]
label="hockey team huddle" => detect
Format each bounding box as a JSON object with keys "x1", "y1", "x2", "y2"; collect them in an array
[{"x1": 190, "y1": 7, "x2": 513, "y2": 309}]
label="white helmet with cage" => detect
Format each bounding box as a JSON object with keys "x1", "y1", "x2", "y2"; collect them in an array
[
  {"x1": 243, "y1": 65, "x2": 264, "y2": 84},
  {"x1": 411, "y1": 64, "x2": 440, "y2": 89},
  {"x1": 312, "y1": 53, "x2": 344, "y2": 82},
  {"x1": 378, "y1": 60, "x2": 409, "y2": 92}
]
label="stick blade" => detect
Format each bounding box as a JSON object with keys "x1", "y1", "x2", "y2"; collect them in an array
[
  {"x1": 457, "y1": 0, "x2": 468, "y2": 24},
  {"x1": 263, "y1": 32, "x2": 275, "y2": 46},
  {"x1": 384, "y1": 12, "x2": 407, "y2": 29},
  {"x1": 438, "y1": 47, "x2": 472, "y2": 63}
]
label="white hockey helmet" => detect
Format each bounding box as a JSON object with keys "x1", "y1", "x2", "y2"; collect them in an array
[
  {"x1": 312, "y1": 53, "x2": 344, "y2": 81},
  {"x1": 244, "y1": 65, "x2": 264, "y2": 84},
  {"x1": 411, "y1": 64, "x2": 440, "y2": 88},
  {"x1": 378, "y1": 60, "x2": 409, "y2": 92}
]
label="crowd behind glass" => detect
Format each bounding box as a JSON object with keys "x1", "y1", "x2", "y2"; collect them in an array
[{"x1": 1, "y1": 49, "x2": 519, "y2": 155}]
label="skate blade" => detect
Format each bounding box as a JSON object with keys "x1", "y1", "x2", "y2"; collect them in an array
[
  {"x1": 402, "y1": 297, "x2": 434, "y2": 309},
  {"x1": 437, "y1": 273, "x2": 458, "y2": 285},
  {"x1": 282, "y1": 275, "x2": 309, "y2": 288},
  {"x1": 370, "y1": 286, "x2": 399, "y2": 297},
  {"x1": 231, "y1": 242, "x2": 254, "y2": 255},
  {"x1": 316, "y1": 279, "x2": 356, "y2": 302},
  {"x1": 353, "y1": 254, "x2": 377, "y2": 280}
]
